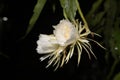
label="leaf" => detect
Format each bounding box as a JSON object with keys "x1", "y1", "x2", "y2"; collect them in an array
[
  {"x1": 91, "y1": 11, "x2": 105, "y2": 26},
  {"x1": 59, "y1": 0, "x2": 77, "y2": 21},
  {"x1": 86, "y1": 0, "x2": 103, "y2": 18},
  {"x1": 113, "y1": 73, "x2": 120, "y2": 80},
  {"x1": 24, "y1": 0, "x2": 46, "y2": 37},
  {"x1": 86, "y1": 0, "x2": 104, "y2": 28}
]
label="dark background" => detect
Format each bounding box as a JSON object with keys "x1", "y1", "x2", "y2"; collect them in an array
[{"x1": 0, "y1": 0, "x2": 119, "y2": 80}]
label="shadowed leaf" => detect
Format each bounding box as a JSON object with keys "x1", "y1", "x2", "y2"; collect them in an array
[
  {"x1": 113, "y1": 73, "x2": 120, "y2": 80},
  {"x1": 59, "y1": 0, "x2": 77, "y2": 21},
  {"x1": 24, "y1": 0, "x2": 46, "y2": 38}
]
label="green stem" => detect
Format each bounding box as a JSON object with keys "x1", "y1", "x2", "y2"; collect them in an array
[{"x1": 76, "y1": 0, "x2": 90, "y2": 32}]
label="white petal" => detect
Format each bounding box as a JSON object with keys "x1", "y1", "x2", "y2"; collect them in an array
[
  {"x1": 36, "y1": 34, "x2": 58, "y2": 54},
  {"x1": 53, "y1": 19, "x2": 78, "y2": 46}
]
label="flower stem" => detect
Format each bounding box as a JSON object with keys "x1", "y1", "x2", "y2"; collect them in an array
[{"x1": 76, "y1": 0, "x2": 90, "y2": 32}]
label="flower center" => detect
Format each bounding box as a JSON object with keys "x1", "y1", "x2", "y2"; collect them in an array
[{"x1": 64, "y1": 26, "x2": 71, "y2": 40}]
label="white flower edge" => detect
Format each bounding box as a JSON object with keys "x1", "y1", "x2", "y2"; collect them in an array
[{"x1": 36, "y1": 34, "x2": 59, "y2": 54}]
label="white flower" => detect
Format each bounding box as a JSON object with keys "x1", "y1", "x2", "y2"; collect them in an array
[
  {"x1": 53, "y1": 19, "x2": 78, "y2": 46},
  {"x1": 36, "y1": 19, "x2": 104, "y2": 70},
  {"x1": 36, "y1": 34, "x2": 58, "y2": 53}
]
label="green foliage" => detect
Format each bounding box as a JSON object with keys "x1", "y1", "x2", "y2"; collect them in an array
[
  {"x1": 24, "y1": 0, "x2": 46, "y2": 37},
  {"x1": 113, "y1": 73, "x2": 120, "y2": 80},
  {"x1": 86, "y1": 0, "x2": 103, "y2": 18},
  {"x1": 89, "y1": 11, "x2": 105, "y2": 27},
  {"x1": 85, "y1": 0, "x2": 120, "y2": 80},
  {"x1": 86, "y1": 0, "x2": 104, "y2": 26},
  {"x1": 110, "y1": 18, "x2": 120, "y2": 58},
  {"x1": 59, "y1": 0, "x2": 77, "y2": 21}
]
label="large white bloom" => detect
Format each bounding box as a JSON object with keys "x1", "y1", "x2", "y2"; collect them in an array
[{"x1": 36, "y1": 19, "x2": 104, "y2": 70}]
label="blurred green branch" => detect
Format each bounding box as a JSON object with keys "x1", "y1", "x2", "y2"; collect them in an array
[
  {"x1": 85, "y1": 0, "x2": 120, "y2": 79},
  {"x1": 106, "y1": 59, "x2": 120, "y2": 80}
]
